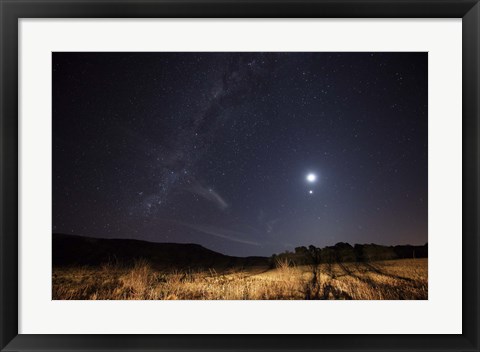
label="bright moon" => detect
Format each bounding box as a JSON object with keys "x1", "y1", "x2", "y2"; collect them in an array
[
  {"x1": 309, "y1": 190, "x2": 313, "y2": 194},
  {"x1": 306, "y1": 173, "x2": 316, "y2": 182}
]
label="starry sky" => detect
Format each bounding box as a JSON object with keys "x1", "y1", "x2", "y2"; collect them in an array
[{"x1": 52, "y1": 52, "x2": 427, "y2": 257}]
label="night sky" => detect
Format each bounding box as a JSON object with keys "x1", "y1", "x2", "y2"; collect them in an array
[{"x1": 53, "y1": 52, "x2": 427, "y2": 257}]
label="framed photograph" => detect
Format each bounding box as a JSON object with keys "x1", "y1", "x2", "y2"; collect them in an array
[{"x1": 1, "y1": 0, "x2": 478, "y2": 351}]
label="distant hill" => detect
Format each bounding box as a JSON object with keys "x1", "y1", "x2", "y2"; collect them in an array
[
  {"x1": 53, "y1": 233, "x2": 428, "y2": 270},
  {"x1": 52, "y1": 233, "x2": 270, "y2": 269}
]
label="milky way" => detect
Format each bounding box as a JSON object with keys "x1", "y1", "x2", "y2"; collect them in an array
[{"x1": 53, "y1": 52, "x2": 428, "y2": 256}]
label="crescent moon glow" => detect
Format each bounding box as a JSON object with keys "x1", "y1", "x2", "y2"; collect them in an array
[{"x1": 306, "y1": 173, "x2": 317, "y2": 182}]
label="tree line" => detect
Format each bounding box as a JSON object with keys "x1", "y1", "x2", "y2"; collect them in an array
[{"x1": 271, "y1": 242, "x2": 428, "y2": 267}]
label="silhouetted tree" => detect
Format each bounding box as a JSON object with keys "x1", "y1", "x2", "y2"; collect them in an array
[{"x1": 302, "y1": 245, "x2": 322, "y2": 299}]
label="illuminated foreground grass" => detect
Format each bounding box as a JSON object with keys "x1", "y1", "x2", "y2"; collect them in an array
[{"x1": 52, "y1": 258, "x2": 427, "y2": 300}]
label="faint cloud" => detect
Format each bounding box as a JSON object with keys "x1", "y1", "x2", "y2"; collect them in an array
[
  {"x1": 180, "y1": 223, "x2": 260, "y2": 246},
  {"x1": 188, "y1": 182, "x2": 229, "y2": 210}
]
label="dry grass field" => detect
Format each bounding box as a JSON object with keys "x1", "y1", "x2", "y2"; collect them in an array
[{"x1": 52, "y1": 258, "x2": 427, "y2": 300}]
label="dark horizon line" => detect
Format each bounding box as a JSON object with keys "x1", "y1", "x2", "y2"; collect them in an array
[{"x1": 52, "y1": 232, "x2": 428, "y2": 259}]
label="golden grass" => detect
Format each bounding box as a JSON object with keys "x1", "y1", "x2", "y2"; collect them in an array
[{"x1": 52, "y1": 258, "x2": 427, "y2": 300}]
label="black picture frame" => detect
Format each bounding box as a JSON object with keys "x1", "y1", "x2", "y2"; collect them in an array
[{"x1": 1, "y1": 1, "x2": 478, "y2": 351}]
